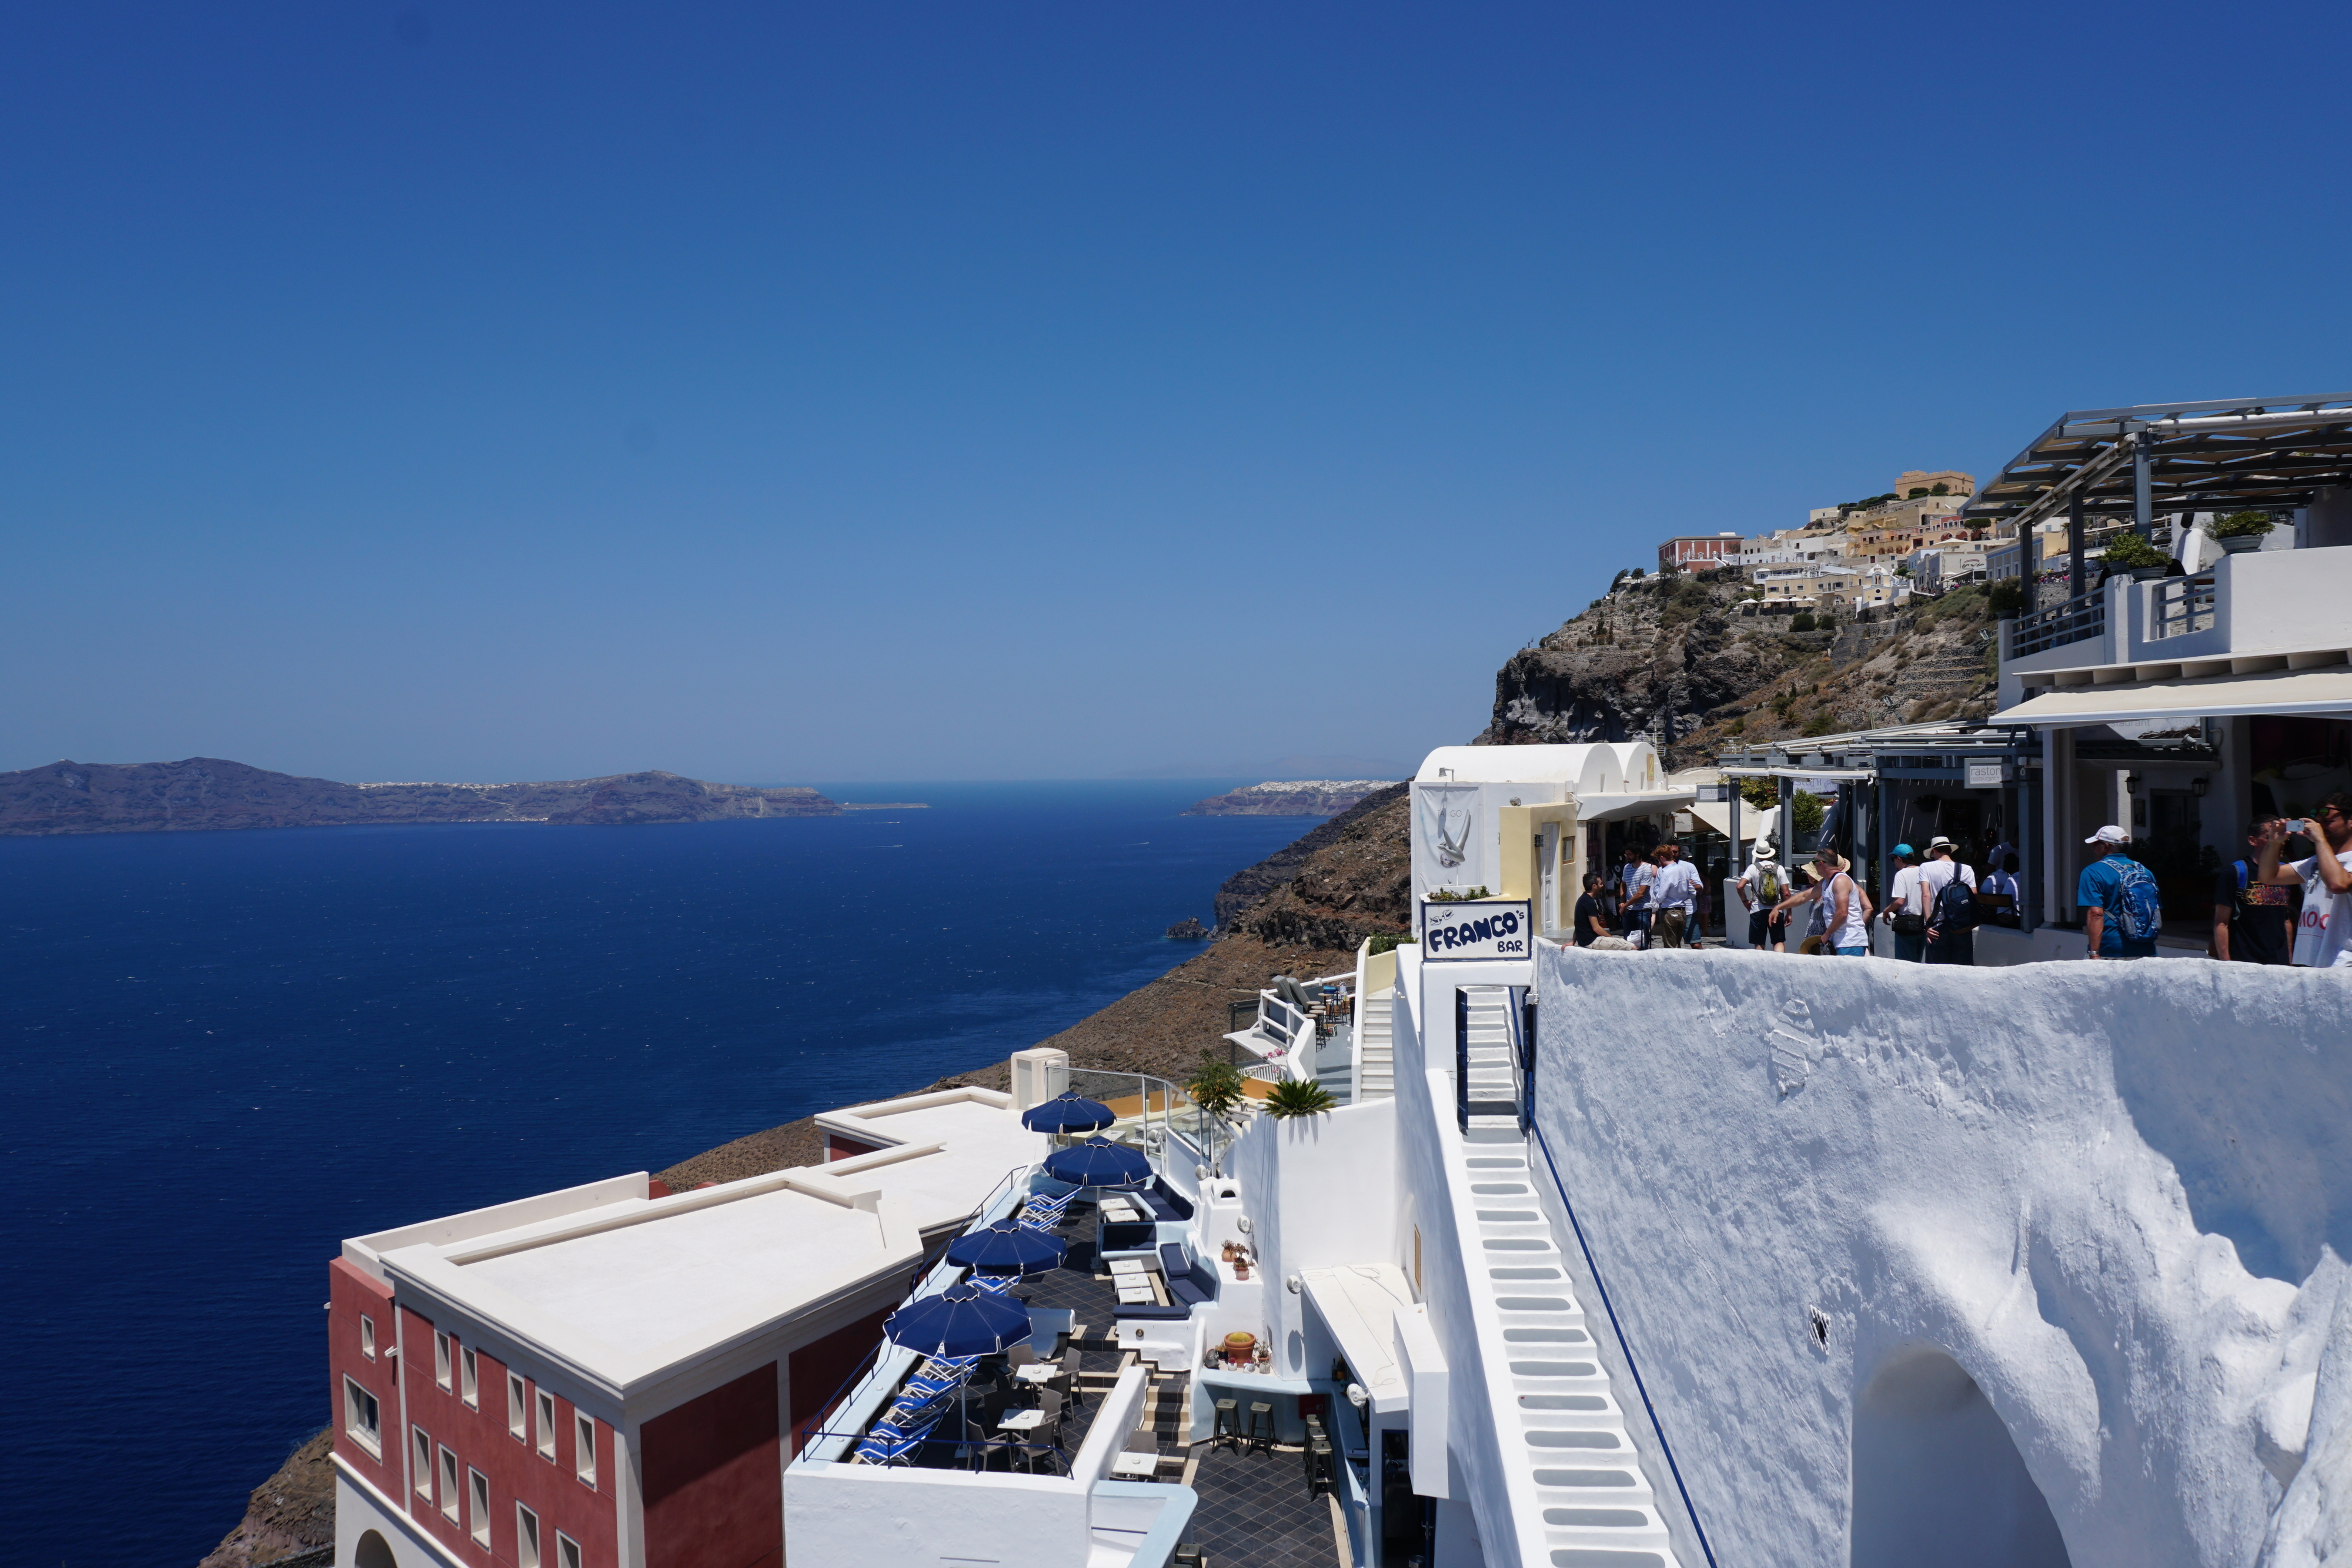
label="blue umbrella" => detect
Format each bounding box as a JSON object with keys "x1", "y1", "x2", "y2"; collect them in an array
[
  {"x1": 884, "y1": 1283, "x2": 1035, "y2": 1359},
  {"x1": 1042, "y1": 1136, "x2": 1151, "y2": 1190},
  {"x1": 944, "y1": 1219, "x2": 1067, "y2": 1276},
  {"x1": 1021, "y1": 1091, "x2": 1116, "y2": 1135}
]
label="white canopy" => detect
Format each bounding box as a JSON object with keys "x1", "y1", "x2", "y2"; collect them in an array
[
  {"x1": 1300, "y1": 1263, "x2": 1416, "y2": 1415},
  {"x1": 1993, "y1": 667, "x2": 2352, "y2": 727}
]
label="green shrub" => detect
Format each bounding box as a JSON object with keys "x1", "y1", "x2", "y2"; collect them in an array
[
  {"x1": 1792, "y1": 790, "x2": 1827, "y2": 834},
  {"x1": 1366, "y1": 932, "x2": 1415, "y2": 955},
  {"x1": 2213, "y1": 510, "x2": 2276, "y2": 539},
  {"x1": 1737, "y1": 776, "x2": 1779, "y2": 810},
  {"x1": 2101, "y1": 531, "x2": 2170, "y2": 569},
  {"x1": 1986, "y1": 580, "x2": 2027, "y2": 615},
  {"x1": 1264, "y1": 1078, "x2": 1338, "y2": 1119},
  {"x1": 1791, "y1": 611, "x2": 1818, "y2": 631},
  {"x1": 1185, "y1": 1055, "x2": 1247, "y2": 1118}
]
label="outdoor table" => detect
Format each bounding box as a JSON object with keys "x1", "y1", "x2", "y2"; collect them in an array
[
  {"x1": 1115, "y1": 1281, "x2": 1156, "y2": 1304},
  {"x1": 1109, "y1": 1450, "x2": 1161, "y2": 1478},
  {"x1": 1098, "y1": 1200, "x2": 1141, "y2": 1222},
  {"x1": 996, "y1": 1408, "x2": 1047, "y2": 1431},
  {"x1": 1107, "y1": 1257, "x2": 1148, "y2": 1276},
  {"x1": 1012, "y1": 1362, "x2": 1058, "y2": 1386}
]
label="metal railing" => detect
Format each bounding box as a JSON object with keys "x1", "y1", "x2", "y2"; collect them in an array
[
  {"x1": 2152, "y1": 571, "x2": 2217, "y2": 640},
  {"x1": 2012, "y1": 586, "x2": 2106, "y2": 656}
]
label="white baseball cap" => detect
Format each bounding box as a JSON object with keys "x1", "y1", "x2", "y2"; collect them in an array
[{"x1": 2084, "y1": 824, "x2": 2129, "y2": 845}]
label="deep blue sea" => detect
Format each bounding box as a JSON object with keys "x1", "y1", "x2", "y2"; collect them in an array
[{"x1": 0, "y1": 781, "x2": 1310, "y2": 1567}]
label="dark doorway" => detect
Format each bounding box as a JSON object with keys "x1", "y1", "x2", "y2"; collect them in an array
[
  {"x1": 1851, "y1": 1348, "x2": 2071, "y2": 1568},
  {"x1": 1380, "y1": 1429, "x2": 1434, "y2": 1568}
]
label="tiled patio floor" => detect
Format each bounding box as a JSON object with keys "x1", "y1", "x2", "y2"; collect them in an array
[{"x1": 1184, "y1": 1439, "x2": 1342, "y2": 1568}]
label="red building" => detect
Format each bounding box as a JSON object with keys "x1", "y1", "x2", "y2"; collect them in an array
[
  {"x1": 328, "y1": 1087, "x2": 1044, "y2": 1568},
  {"x1": 1656, "y1": 533, "x2": 1743, "y2": 573}
]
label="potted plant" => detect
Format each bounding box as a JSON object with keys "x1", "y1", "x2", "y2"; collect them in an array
[
  {"x1": 1263, "y1": 1078, "x2": 1337, "y2": 1119},
  {"x1": 2100, "y1": 531, "x2": 2171, "y2": 580},
  {"x1": 1185, "y1": 1054, "x2": 1247, "y2": 1122},
  {"x1": 2210, "y1": 510, "x2": 2275, "y2": 554}
]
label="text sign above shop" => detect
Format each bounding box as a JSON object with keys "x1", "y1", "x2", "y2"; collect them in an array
[{"x1": 1419, "y1": 899, "x2": 1533, "y2": 961}]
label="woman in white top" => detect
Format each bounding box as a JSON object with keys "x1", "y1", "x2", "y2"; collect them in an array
[{"x1": 1770, "y1": 848, "x2": 1873, "y2": 955}]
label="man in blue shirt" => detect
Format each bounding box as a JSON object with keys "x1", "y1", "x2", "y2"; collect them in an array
[{"x1": 2078, "y1": 824, "x2": 2161, "y2": 959}]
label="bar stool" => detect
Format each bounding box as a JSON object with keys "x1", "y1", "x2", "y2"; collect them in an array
[
  {"x1": 1211, "y1": 1398, "x2": 1241, "y2": 1453},
  {"x1": 1245, "y1": 1400, "x2": 1275, "y2": 1456}
]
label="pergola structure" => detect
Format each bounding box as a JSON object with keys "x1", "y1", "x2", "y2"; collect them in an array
[{"x1": 1960, "y1": 393, "x2": 2352, "y2": 598}]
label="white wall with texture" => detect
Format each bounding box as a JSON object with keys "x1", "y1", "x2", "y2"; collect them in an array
[{"x1": 1532, "y1": 944, "x2": 2352, "y2": 1568}]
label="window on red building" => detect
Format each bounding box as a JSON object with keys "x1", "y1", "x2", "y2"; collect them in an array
[
  {"x1": 462, "y1": 1348, "x2": 479, "y2": 1408},
  {"x1": 435, "y1": 1331, "x2": 452, "y2": 1391},
  {"x1": 537, "y1": 1389, "x2": 557, "y2": 1460},
  {"x1": 468, "y1": 1469, "x2": 491, "y2": 1547},
  {"x1": 412, "y1": 1427, "x2": 433, "y2": 1500},
  {"x1": 439, "y1": 1447, "x2": 460, "y2": 1522},
  {"x1": 509, "y1": 1373, "x2": 527, "y2": 1440},
  {"x1": 359, "y1": 1315, "x2": 377, "y2": 1360},
  {"x1": 557, "y1": 1531, "x2": 583, "y2": 1568},
  {"x1": 576, "y1": 1413, "x2": 597, "y2": 1487},
  {"x1": 517, "y1": 1503, "x2": 542, "y2": 1568},
  {"x1": 343, "y1": 1377, "x2": 382, "y2": 1456}
]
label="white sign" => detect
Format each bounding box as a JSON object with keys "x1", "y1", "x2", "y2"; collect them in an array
[
  {"x1": 1419, "y1": 900, "x2": 1534, "y2": 961},
  {"x1": 1965, "y1": 761, "x2": 2006, "y2": 788}
]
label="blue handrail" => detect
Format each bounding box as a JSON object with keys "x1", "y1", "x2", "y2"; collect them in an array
[{"x1": 1529, "y1": 1121, "x2": 1720, "y2": 1568}]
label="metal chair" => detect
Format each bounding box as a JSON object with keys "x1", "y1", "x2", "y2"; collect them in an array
[
  {"x1": 1211, "y1": 1398, "x2": 1241, "y2": 1453},
  {"x1": 1245, "y1": 1400, "x2": 1275, "y2": 1456}
]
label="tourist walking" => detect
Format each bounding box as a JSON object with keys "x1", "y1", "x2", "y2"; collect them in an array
[
  {"x1": 1919, "y1": 837, "x2": 1980, "y2": 965},
  {"x1": 1772, "y1": 848, "x2": 1871, "y2": 955},
  {"x1": 2212, "y1": 816, "x2": 2297, "y2": 965},
  {"x1": 1736, "y1": 858, "x2": 1781, "y2": 950},
  {"x1": 1618, "y1": 846, "x2": 1653, "y2": 942},
  {"x1": 1572, "y1": 873, "x2": 1608, "y2": 948},
  {"x1": 1646, "y1": 842, "x2": 1703, "y2": 948},
  {"x1": 2078, "y1": 825, "x2": 2163, "y2": 959},
  {"x1": 1982, "y1": 854, "x2": 2024, "y2": 926},
  {"x1": 1880, "y1": 844, "x2": 1926, "y2": 962},
  {"x1": 2251, "y1": 797, "x2": 2352, "y2": 967}
]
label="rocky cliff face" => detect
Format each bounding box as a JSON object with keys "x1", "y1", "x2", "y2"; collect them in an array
[
  {"x1": 1210, "y1": 783, "x2": 1410, "y2": 934},
  {"x1": 1477, "y1": 574, "x2": 1997, "y2": 767},
  {"x1": 0, "y1": 757, "x2": 840, "y2": 835}
]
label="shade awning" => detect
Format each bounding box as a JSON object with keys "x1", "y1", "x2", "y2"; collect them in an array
[
  {"x1": 1300, "y1": 1263, "x2": 1416, "y2": 1414},
  {"x1": 1993, "y1": 667, "x2": 2352, "y2": 727},
  {"x1": 1570, "y1": 788, "x2": 1696, "y2": 824},
  {"x1": 1687, "y1": 798, "x2": 1742, "y2": 839}
]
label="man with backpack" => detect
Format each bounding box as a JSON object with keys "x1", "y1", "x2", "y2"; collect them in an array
[
  {"x1": 1918, "y1": 836, "x2": 1979, "y2": 965},
  {"x1": 1880, "y1": 844, "x2": 1926, "y2": 961},
  {"x1": 2213, "y1": 815, "x2": 2297, "y2": 964},
  {"x1": 2078, "y1": 825, "x2": 2163, "y2": 959}
]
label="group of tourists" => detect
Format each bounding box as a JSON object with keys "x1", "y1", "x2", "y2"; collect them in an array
[
  {"x1": 1571, "y1": 840, "x2": 1709, "y2": 950},
  {"x1": 1561, "y1": 791, "x2": 2352, "y2": 967}
]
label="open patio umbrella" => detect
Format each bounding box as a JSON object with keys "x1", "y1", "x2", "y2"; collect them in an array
[
  {"x1": 883, "y1": 1283, "x2": 1035, "y2": 1360},
  {"x1": 1042, "y1": 1135, "x2": 1151, "y2": 1190},
  {"x1": 945, "y1": 1219, "x2": 1067, "y2": 1276},
  {"x1": 1020, "y1": 1091, "x2": 1116, "y2": 1135}
]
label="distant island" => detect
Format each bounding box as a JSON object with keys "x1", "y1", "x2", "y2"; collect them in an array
[
  {"x1": 0, "y1": 758, "x2": 841, "y2": 836},
  {"x1": 1181, "y1": 779, "x2": 1396, "y2": 817}
]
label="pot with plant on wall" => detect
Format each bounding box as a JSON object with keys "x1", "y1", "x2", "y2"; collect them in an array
[
  {"x1": 2210, "y1": 511, "x2": 2276, "y2": 554},
  {"x1": 2100, "y1": 530, "x2": 2173, "y2": 581}
]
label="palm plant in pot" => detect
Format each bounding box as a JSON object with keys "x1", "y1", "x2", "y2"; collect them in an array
[
  {"x1": 2099, "y1": 530, "x2": 2171, "y2": 580},
  {"x1": 1263, "y1": 1078, "x2": 1337, "y2": 1118},
  {"x1": 2210, "y1": 511, "x2": 2275, "y2": 554}
]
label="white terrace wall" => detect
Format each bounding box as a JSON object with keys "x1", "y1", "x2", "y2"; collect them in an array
[
  {"x1": 1227, "y1": 1096, "x2": 1399, "y2": 1378},
  {"x1": 1533, "y1": 944, "x2": 2352, "y2": 1568}
]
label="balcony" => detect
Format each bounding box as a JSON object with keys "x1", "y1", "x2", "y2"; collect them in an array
[{"x1": 2002, "y1": 543, "x2": 2352, "y2": 687}]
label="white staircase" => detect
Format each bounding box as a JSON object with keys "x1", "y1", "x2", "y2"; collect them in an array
[
  {"x1": 1440, "y1": 987, "x2": 1682, "y2": 1568},
  {"x1": 1354, "y1": 991, "x2": 1395, "y2": 1101}
]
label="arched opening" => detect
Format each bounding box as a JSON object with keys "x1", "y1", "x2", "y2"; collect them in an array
[
  {"x1": 355, "y1": 1528, "x2": 397, "y2": 1568},
  {"x1": 1851, "y1": 1347, "x2": 2070, "y2": 1568}
]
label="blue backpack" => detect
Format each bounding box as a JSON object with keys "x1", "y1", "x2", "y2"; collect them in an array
[{"x1": 2111, "y1": 858, "x2": 2162, "y2": 940}]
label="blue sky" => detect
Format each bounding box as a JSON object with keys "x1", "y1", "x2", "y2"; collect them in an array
[{"x1": 5, "y1": 3, "x2": 2348, "y2": 783}]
